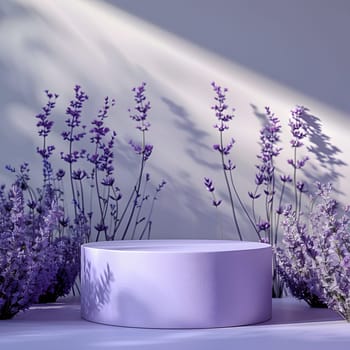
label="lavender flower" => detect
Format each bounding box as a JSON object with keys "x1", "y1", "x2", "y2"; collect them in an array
[
  {"x1": 211, "y1": 82, "x2": 235, "y2": 128},
  {"x1": 280, "y1": 174, "x2": 292, "y2": 183},
  {"x1": 35, "y1": 89, "x2": 58, "y2": 181},
  {"x1": 72, "y1": 169, "x2": 88, "y2": 180},
  {"x1": 296, "y1": 181, "x2": 307, "y2": 193},
  {"x1": 121, "y1": 83, "x2": 163, "y2": 240},
  {"x1": 101, "y1": 177, "x2": 115, "y2": 187},
  {"x1": 88, "y1": 96, "x2": 116, "y2": 176},
  {"x1": 213, "y1": 138, "x2": 235, "y2": 155},
  {"x1": 288, "y1": 105, "x2": 309, "y2": 213},
  {"x1": 204, "y1": 83, "x2": 313, "y2": 298},
  {"x1": 246, "y1": 106, "x2": 283, "y2": 256},
  {"x1": 257, "y1": 220, "x2": 271, "y2": 232},
  {"x1": 205, "y1": 82, "x2": 242, "y2": 240},
  {"x1": 204, "y1": 177, "x2": 222, "y2": 207},
  {"x1": 248, "y1": 192, "x2": 261, "y2": 199},
  {"x1": 204, "y1": 177, "x2": 215, "y2": 193},
  {"x1": 129, "y1": 82, "x2": 151, "y2": 132},
  {"x1": 60, "y1": 85, "x2": 89, "y2": 223},
  {"x1": 56, "y1": 169, "x2": 66, "y2": 180},
  {"x1": 289, "y1": 106, "x2": 308, "y2": 143},
  {"x1": 129, "y1": 140, "x2": 153, "y2": 161},
  {"x1": 61, "y1": 88, "x2": 87, "y2": 139}
]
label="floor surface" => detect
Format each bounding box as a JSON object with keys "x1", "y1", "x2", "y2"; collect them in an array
[{"x1": 1, "y1": 297, "x2": 349, "y2": 350}]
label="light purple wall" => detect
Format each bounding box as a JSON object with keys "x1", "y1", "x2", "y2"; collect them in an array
[
  {"x1": 105, "y1": 0, "x2": 350, "y2": 114},
  {"x1": 0, "y1": 0, "x2": 348, "y2": 240}
]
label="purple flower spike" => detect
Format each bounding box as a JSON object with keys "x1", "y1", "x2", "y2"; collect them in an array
[
  {"x1": 156, "y1": 180, "x2": 167, "y2": 193},
  {"x1": 101, "y1": 177, "x2": 115, "y2": 187},
  {"x1": 212, "y1": 199, "x2": 222, "y2": 207},
  {"x1": 296, "y1": 156, "x2": 309, "y2": 169},
  {"x1": 255, "y1": 173, "x2": 264, "y2": 185},
  {"x1": 288, "y1": 105, "x2": 307, "y2": 146},
  {"x1": 257, "y1": 220, "x2": 270, "y2": 232},
  {"x1": 211, "y1": 82, "x2": 235, "y2": 132},
  {"x1": 35, "y1": 90, "x2": 59, "y2": 183},
  {"x1": 248, "y1": 192, "x2": 261, "y2": 199},
  {"x1": 129, "y1": 82, "x2": 151, "y2": 132},
  {"x1": 204, "y1": 178, "x2": 222, "y2": 208},
  {"x1": 204, "y1": 177, "x2": 215, "y2": 192},
  {"x1": 65, "y1": 86, "x2": 88, "y2": 130},
  {"x1": 143, "y1": 144, "x2": 153, "y2": 161},
  {"x1": 88, "y1": 95, "x2": 117, "y2": 179},
  {"x1": 72, "y1": 169, "x2": 87, "y2": 180},
  {"x1": 224, "y1": 159, "x2": 236, "y2": 171},
  {"x1": 287, "y1": 105, "x2": 310, "y2": 214},
  {"x1": 129, "y1": 140, "x2": 142, "y2": 155},
  {"x1": 296, "y1": 181, "x2": 307, "y2": 193},
  {"x1": 280, "y1": 174, "x2": 292, "y2": 183},
  {"x1": 129, "y1": 140, "x2": 153, "y2": 161},
  {"x1": 36, "y1": 90, "x2": 58, "y2": 138},
  {"x1": 61, "y1": 85, "x2": 88, "y2": 165},
  {"x1": 287, "y1": 159, "x2": 295, "y2": 167},
  {"x1": 255, "y1": 106, "x2": 282, "y2": 187}
]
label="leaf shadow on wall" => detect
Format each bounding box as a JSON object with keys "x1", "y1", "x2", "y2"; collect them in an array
[
  {"x1": 302, "y1": 108, "x2": 347, "y2": 191},
  {"x1": 251, "y1": 104, "x2": 347, "y2": 196},
  {"x1": 161, "y1": 97, "x2": 217, "y2": 170}
]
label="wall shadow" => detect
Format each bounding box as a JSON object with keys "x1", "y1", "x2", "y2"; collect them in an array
[
  {"x1": 251, "y1": 104, "x2": 347, "y2": 196},
  {"x1": 161, "y1": 97, "x2": 217, "y2": 170},
  {"x1": 301, "y1": 108, "x2": 347, "y2": 190}
]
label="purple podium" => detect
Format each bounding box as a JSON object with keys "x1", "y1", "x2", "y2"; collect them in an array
[{"x1": 81, "y1": 240, "x2": 272, "y2": 328}]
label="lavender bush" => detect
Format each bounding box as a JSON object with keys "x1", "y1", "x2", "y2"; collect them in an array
[
  {"x1": 0, "y1": 182, "x2": 67, "y2": 318},
  {"x1": 0, "y1": 83, "x2": 165, "y2": 317},
  {"x1": 276, "y1": 182, "x2": 350, "y2": 319},
  {"x1": 204, "y1": 82, "x2": 310, "y2": 297}
]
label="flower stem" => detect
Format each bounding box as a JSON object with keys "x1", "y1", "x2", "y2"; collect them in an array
[{"x1": 220, "y1": 131, "x2": 242, "y2": 240}]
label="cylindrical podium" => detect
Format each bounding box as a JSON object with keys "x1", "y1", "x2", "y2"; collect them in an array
[{"x1": 81, "y1": 240, "x2": 272, "y2": 328}]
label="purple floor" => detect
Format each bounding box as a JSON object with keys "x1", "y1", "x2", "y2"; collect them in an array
[{"x1": 0, "y1": 297, "x2": 349, "y2": 350}]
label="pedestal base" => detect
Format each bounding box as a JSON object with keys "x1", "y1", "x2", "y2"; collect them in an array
[{"x1": 81, "y1": 240, "x2": 272, "y2": 328}]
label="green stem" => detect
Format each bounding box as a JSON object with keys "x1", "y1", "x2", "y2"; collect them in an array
[
  {"x1": 131, "y1": 175, "x2": 149, "y2": 239},
  {"x1": 219, "y1": 131, "x2": 242, "y2": 240},
  {"x1": 293, "y1": 146, "x2": 298, "y2": 214},
  {"x1": 122, "y1": 130, "x2": 146, "y2": 240},
  {"x1": 94, "y1": 166, "x2": 106, "y2": 241},
  {"x1": 275, "y1": 182, "x2": 286, "y2": 245},
  {"x1": 68, "y1": 126, "x2": 78, "y2": 220},
  {"x1": 229, "y1": 170, "x2": 261, "y2": 240},
  {"x1": 112, "y1": 187, "x2": 136, "y2": 240}
]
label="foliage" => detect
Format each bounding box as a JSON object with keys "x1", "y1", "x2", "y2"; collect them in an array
[{"x1": 276, "y1": 182, "x2": 350, "y2": 320}]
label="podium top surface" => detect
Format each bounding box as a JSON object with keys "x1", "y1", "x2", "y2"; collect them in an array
[{"x1": 82, "y1": 239, "x2": 271, "y2": 253}]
